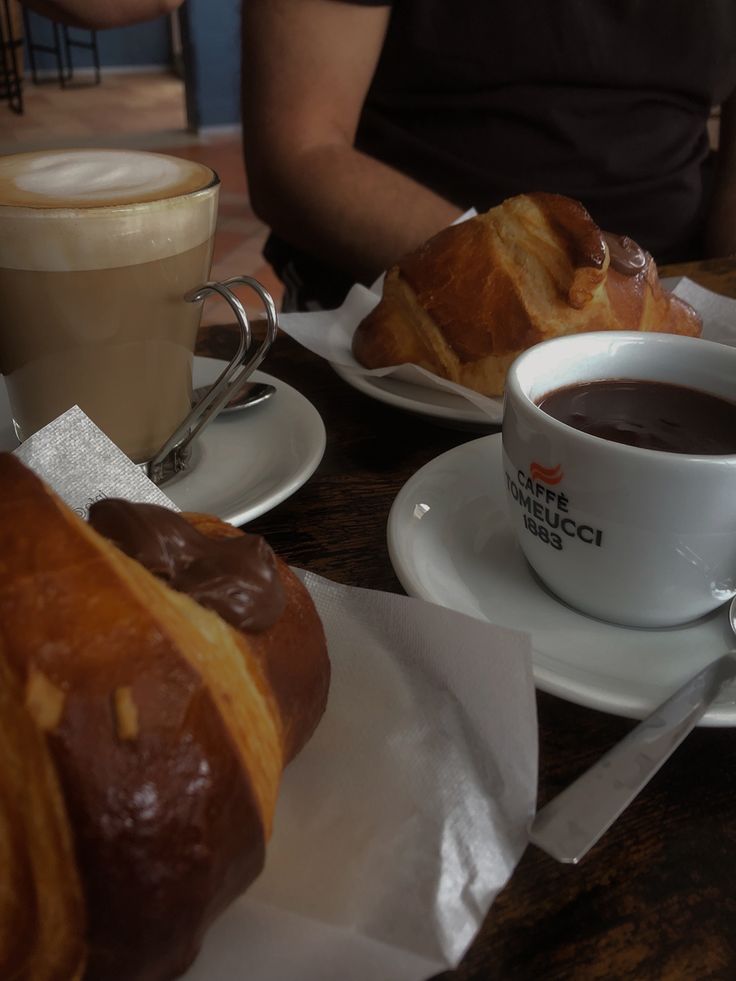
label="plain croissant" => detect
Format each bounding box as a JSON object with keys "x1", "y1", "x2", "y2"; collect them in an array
[
  {"x1": 0, "y1": 454, "x2": 329, "y2": 981},
  {"x1": 352, "y1": 192, "x2": 703, "y2": 396}
]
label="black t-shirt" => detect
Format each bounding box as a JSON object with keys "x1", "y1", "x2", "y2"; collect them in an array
[{"x1": 268, "y1": 0, "x2": 736, "y2": 306}]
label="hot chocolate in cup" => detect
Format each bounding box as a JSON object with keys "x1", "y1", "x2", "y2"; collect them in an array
[
  {"x1": 502, "y1": 331, "x2": 736, "y2": 628},
  {"x1": 0, "y1": 148, "x2": 230, "y2": 464}
]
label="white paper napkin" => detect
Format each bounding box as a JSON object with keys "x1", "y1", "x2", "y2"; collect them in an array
[
  {"x1": 12, "y1": 410, "x2": 539, "y2": 981},
  {"x1": 186, "y1": 575, "x2": 537, "y2": 981},
  {"x1": 665, "y1": 276, "x2": 736, "y2": 347}
]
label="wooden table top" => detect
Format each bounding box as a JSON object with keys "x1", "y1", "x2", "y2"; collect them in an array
[{"x1": 197, "y1": 257, "x2": 736, "y2": 981}]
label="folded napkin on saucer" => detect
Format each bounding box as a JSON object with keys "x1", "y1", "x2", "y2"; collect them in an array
[
  {"x1": 277, "y1": 268, "x2": 736, "y2": 420},
  {"x1": 14, "y1": 410, "x2": 539, "y2": 981}
]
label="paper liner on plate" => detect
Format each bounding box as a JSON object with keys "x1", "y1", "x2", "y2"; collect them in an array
[
  {"x1": 665, "y1": 277, "x2": 736, "y2": 347},
  {"x1": 13, "y1": 410, "x2": 539, "y2": 981},
  {"x1": 279, "y1": 280, "x2": 505, "y2": 420},
  {"x1": 277, "y1": 273, "x2": 736, "y2": 423}
]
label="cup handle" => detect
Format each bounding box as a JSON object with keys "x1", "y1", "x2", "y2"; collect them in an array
[{"x1": 146, "y1": 275, "x2": 279, "y2": 485}]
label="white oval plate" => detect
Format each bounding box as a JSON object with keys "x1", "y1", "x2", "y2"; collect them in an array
[
  {"x1": 331, "y1": 362, "x2": 500, "y2": 429},
  {"x1": 387, "y1": 432, "x2": 736, "y2": 725},
  {"x1": 0, "y1": 358, "x2": 326, "y2": 526}
]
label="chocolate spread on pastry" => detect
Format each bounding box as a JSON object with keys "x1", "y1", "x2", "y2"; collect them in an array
[
  {"x1": 532, "y1": 192, "x2": 608, "y2": 271},
  {"x1": 602, "y1": 232, "x2": 647, "y2": 275},
  {"x1": 88, "y1": 499, "x2": 285, "y2": 632}
]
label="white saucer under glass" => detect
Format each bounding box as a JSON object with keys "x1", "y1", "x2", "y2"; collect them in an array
[{"x1": 0, "y1": 357, "x2": 326, "y2": 526}]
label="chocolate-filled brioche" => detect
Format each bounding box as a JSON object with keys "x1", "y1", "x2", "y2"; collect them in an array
[
  {"x1": 0, "y1": 455, "x2": 329, "y2": 981},
  {"x1": 353, "y1": 192, "x2": 702, "y2": 396}
]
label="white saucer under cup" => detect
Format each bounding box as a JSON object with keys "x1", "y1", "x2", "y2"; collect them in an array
[{"x1": 387, "y1": 433, "x2": 736, "y2": 726}]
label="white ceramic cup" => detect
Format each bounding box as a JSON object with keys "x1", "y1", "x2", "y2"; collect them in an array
[{"x1": 502, "y1": 331, "x2": 736, "y2": 628}]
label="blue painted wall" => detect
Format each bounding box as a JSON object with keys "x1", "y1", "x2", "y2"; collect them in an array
[
  {"x1": 184, "y1": 0, "x2": 241, "y2": 128},
  {"x1": 22, "y1": 2, "x2": 243, "y2": 130}
]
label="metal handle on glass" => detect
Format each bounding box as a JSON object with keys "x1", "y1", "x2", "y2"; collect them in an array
[
  {"x1": 529, "y1": 653, "x2": 736, "y2": 864},
  {"x1": 146, "y1": 276, "x2": 278, "y2": 485}
]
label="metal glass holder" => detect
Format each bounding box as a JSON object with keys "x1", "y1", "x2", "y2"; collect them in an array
[{"x1": 145, "y1": 276, "x2": 278, "y2": 486}]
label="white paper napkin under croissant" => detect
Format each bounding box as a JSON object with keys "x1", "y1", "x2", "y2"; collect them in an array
[
  {"x1": 187, "y1": 576, "x2": 537, "y2": 981},
  {"x1": 276, "y1": 273, "x2": 736, "y2": 420},
  {"x1": 15, "y1": 411, "x2": 538, "y2": 981}
]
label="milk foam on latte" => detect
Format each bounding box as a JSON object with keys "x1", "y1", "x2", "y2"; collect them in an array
[
  {"x1": 0, "y1": 148, "x2": 220, "y2": 461},
  {"x1": 0, "y1": 149, "x2": 217, "y2": 272},
  {"x1": 0, "y1": 148, "x2": 214, "y2": 207}
]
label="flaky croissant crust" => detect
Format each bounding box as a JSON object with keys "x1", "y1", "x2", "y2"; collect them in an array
[
  {"x1": 353, "y1": 192, "x2": 702, "y2": 397},
  {"x1": 0, "y1": 455, "x2": 329, "y2": 981}
]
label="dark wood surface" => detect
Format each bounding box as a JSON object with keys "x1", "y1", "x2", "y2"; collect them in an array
[{"x1": 197, "y1": 259, "x2": 736, "y2": 981}]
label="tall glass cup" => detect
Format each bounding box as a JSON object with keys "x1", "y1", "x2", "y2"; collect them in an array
[{"x1": 0, "y1": 148, "x2": 274, "y2": 478}]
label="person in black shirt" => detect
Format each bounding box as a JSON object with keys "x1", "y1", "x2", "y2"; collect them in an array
[{"x1": 242, "y1": 0, "x2": 736, "y2": 309}]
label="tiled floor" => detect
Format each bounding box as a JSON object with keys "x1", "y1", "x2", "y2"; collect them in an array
[{"x1": 0, "y1": 70, "x2": 284, "y2": 320}]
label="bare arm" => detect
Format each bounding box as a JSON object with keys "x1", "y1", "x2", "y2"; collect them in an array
[
  {"x1": 705, "y1": 91, "x2": 736, "y2": 258},
  {"x1": 242, "y1": 0, "x2": 463, "y2": 285},
  {"x1": 20, "y1": 0, "x2": 183, "y2": 30}
]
